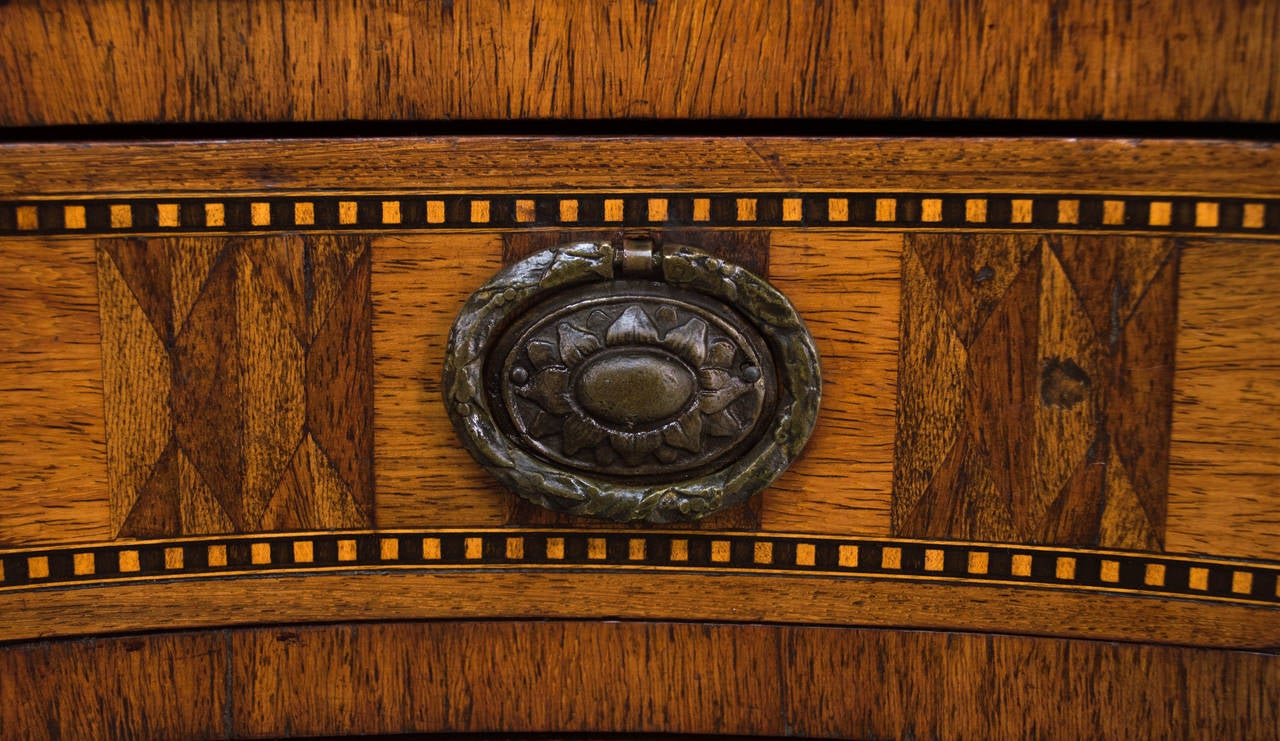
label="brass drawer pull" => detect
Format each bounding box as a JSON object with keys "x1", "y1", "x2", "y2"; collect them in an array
[{"x1": 443, "y1": 236, "x2": 821, "y2": 522}]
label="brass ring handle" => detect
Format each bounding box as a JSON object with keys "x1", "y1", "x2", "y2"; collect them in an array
[{"x1": 442, "y1": 237, "x2": 821, "y2": 522}]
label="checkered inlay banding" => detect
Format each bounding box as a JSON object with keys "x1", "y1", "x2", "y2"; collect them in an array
[
  {"x1": 1, "y1": 531, "x2": 1277, "y2": 606},
  {"x1": 1, "y1": 194, "x2": 1276, "y2": 236}
]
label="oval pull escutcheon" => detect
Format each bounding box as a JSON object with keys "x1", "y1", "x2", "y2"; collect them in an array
[{"x1": 443, "y1": 237, "x2": 821, "y2": 522}]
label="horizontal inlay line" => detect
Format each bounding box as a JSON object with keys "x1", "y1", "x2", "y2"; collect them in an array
[
  {"x1": 2, "y1": 531, "x2": 1277, "y2": 607},
  {"x1": 0, "y1": 193, "x2": 1276, "y2": 237}
]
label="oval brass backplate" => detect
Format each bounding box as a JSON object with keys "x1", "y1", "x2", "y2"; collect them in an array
[{"x1": 442, "y1": 238, "x2": 821, "y2": 522}]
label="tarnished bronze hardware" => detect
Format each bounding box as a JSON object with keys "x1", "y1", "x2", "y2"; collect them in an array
[{"x1": 443, "y1": 237, "x2": 821, "y2": 522}]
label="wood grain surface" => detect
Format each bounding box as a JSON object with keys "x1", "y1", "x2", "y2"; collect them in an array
[
  {"x1": 233, "y1": 621, "x2": 783, "y2": 737},
  {"x1": 372, "y1": 232, "x2": 509, "y2": 528},
  {"x1": 0, "y1": 238, "x2": 110, "y2": 547},
  {"x1": 0, "y1": 630, "x2": 227, "y2": 739},
  {"x1": 1168, "y1": 239, "x2": 1280, "y2": 561},
  {"x1": 3, "y1": 138, "x2": 1280, "y2": 198},
  {"x1": 1, "y1": 620, "x2": 1275, "y2": 739},
  {"x1": 2, "y1": 0, "x2": 1278, "y2": 125},
  {"x1": 2, "y1": 564, "x2": 1278, "y2": 649},
  {"x1": 764, "y1": 231, "x2": 900, "y2": 535},
  {"x1": 785, "y1": 624, "x2": 1280, "y2": 740}
]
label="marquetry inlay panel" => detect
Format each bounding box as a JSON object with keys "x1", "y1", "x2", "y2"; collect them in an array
[
  {"x1": 893, "y1": 234, "x2": 1178, "y2": 549},
  {"x1": 97, "y1": 235, "x2": 374, "y2": 537}
]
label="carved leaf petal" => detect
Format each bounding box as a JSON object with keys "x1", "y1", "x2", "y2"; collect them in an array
[
  {"x1": 526, "y1": 340, "x2": 560, "y2": 369},
  {"x1": 606, "y1": 306, "x2": 660, "y2": 346},
  {"x1": 588, "y1": 310, "x2": 611, "y2": 331},
  {"x1": 562, "y1": 414, "x2": 606, "y2": 456},
  {"x1": 557, "y1": 324, "x2": 602, "y2": 366},
  {"x1": 662, "y1": 318, "x2": 708, "y2": 365},
  {"x1": 704, "y1": 408, "x2": 743, "y2": 438},
  {"x1": 706, "y1": 339, "x2": 736, "y2": 368},
  {"x1": 699, "y1": 368, "x2": 734, "y2": 390},
  {"x1": 662, "y1": 410, "x2": 703, "y2": 452},
  {"x1": 518, "y1": 368, "x2": 571, "y2": 415},
  {"x1": 609, "y1": 429, "x2": 662, "y2": 466},
  {"x1": 698, "y1": 371, "x2": 750, "y2": 414}
]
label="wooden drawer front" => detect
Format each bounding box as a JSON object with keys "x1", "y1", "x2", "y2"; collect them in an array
[{"x1": 1, "y1": 137, "x2": 1278, "y2": 650}]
